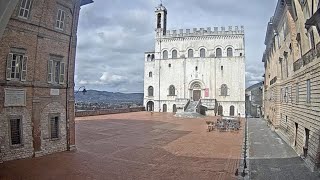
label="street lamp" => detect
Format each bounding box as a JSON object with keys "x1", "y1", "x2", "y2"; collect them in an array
[
  {"x1": 305, "y1": 8, "x2": 320, "y2": 35},
  {"x1": 76, "y1": 86, "x2": 87, "y2": 95}
]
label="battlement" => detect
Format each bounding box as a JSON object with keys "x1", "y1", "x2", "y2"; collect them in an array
[{"x1": 158, "y1": 26, "x2": 245, "y2": 38}]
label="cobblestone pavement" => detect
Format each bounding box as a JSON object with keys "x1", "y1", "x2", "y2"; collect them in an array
[
  {"x1": 248, "y1": 118, "x2": 319, "y2": 180},
  {"x1": 0, "y1": 112, "x2": 244, "y2": 180}
]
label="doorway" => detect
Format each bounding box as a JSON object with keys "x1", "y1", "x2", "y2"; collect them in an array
[
  {"x1": 163, "y1": 104, "x2": 167, "y2": 112},
  {"x1": 218, "y1": 105, "x2": 223, "y2": 116},
  {"x1": 303, "y1": 128, "x2": 310, "y2": 157},
  {"x1": 294, "y1": 122, "x2": 298, "y2": 147},
  {"x1": 173, "y1": 104, "x2": 177, "y2": 113},
  {"x1": 146, "y1": 101, "x2": 154, "y2": 111},
  {"x1": 230, "y1": 105, "x2": 235, "y2": 116},
  {"x1": 193, "y1": 90, "x2": 201, "y2": 101}
]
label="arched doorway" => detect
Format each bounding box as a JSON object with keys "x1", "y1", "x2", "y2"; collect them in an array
[
  {"x1": 230, "y1": 105, "x2": 235, "y2": 116},
  {"x1": 163, "y1": 104, "x2": 167, "y2": 112},
  {"x1": 173, "y1": 104, "x2": 177, "y2": 113},
  {"x1": 218, "y1": 105, "x2": 223, "y2": 116},
  {"x1": 147, "y1": 101, "x2": 154, "y2": 111},
  {"x1": 191, "y1": 82, "x2": 202, "y2": 101}
]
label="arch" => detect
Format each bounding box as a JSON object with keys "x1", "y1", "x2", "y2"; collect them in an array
[
  {"x1": 163, "y1": 104, "x2": 167, "y2": 112},
  {"x1": 148, "y1": 86, "x2": 154, "y2": 96},
  {"x1": 147, "y1": 101, "x2": 154, "y2": 111},
  {"x1": 216, "y1": 48, "x2": 222, "y2": 58},
  {"x1": 173, "y1": 104, "x2": 177, "y2": 113},
  {"x1": 200, "y1": 48, "x2": 206, "y2": 58},
  {"x1": 147, "y1": 54, "x2": 151, "y2": 61},
  {"x1": 218, "y1": 105, "x2": 223, "y2": 116},
  {"x1": 151, "y1": 54, "x2": 155, "y2": 61},
  {"x1": 188, "y1": 79, "x2": 205, "y2": 90},
  {"x1": 149, "y1": 71, "x2": 152, "y2": 77},
  {"x1": 230, "y1": 105, "x2": 235, "y2": 116},
  {"x1": 188, "y1": 49, "x2": 194, "y2": 58},
  {"x1": 169, "y1": 85, "x2": 175, "y2": 96},
  {"x1": 227, "y1": 47, "x2": 233, "y2": 57},
  {"x1": 172, "y1": 49, "x2": 178, "y2": 59},
  {"x1": 221, "y1": 84, "x2": 228, "y2": 96},
  {"x1": 157, "y1": 13, "x2": 161, "y2": 29},
  {"x1": 163, "y1": 50, "x2": 168, "y2": 59}
]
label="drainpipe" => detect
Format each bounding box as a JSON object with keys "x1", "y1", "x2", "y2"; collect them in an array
[{"x1": 65, "y1": 0, "x2": 77, "y2": 151}]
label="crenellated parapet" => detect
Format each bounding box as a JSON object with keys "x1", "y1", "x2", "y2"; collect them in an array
[{"x1": 157, "y1": 26, "x2": 244, "y2": 38}]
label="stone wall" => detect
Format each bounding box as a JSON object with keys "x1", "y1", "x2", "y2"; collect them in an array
[{"x1": 75, "y1": 107, "x2": 145, "y2": 117}]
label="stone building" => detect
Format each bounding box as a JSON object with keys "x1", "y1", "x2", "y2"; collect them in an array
[
  {"x1": 0, "y1": 0, "x2": 92, "y2": 162},
  {"x1": 245, "y1": 82, "x2": 263, "y2": 118},
  {"x1": 143, "y1": 4, "x2": 246, "y2": 117},
  {"x1": 262, "y1": 0, "x2": 320, "y2": 171}
]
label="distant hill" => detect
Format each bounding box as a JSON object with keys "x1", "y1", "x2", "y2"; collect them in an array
[{"x1": 75, "y1": 90, "x2": 144, "y2": 104}]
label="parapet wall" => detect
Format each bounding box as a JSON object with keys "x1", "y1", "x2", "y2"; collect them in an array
[
  {"x1": 75, "y1": 107, "x2": 145, "y2": 117},
  {"x1": 159, "y1": 26, "x2": 245, "y2": 38}
]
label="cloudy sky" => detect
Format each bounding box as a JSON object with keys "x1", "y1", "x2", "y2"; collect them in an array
[{"x1": 75, "y1": 0, "x2": 278, "y2": 93}]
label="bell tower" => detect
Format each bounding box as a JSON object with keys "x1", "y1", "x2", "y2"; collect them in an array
[{"x1": 155, "y1": 4, "x2": 167, "y2": 36}]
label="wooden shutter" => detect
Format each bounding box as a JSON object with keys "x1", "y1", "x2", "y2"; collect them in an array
[
  {"x1": 59, "y1": 62, "x2": 65, "y2": 84},
  {"x1": 6, "y1": 53, "x2": 13, "y2": 80},
  {"x1": 48, "y1": 60, "x2": 53, "y2": 83},
  {"x1": 21, "y1": 56, "x2": 28, "y2": 81}
]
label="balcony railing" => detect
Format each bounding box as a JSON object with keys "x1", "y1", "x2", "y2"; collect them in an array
[{"x1": 294, "y1": 42, "x2": 320, "y2": 71}]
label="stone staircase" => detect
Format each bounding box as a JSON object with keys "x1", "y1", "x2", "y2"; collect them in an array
[
  {"x1": 175, "y1": 101, "x2": 204, "y2": 118},
  {"x1": 185, "y1": 101, "x2": 198, "y2": 112}
]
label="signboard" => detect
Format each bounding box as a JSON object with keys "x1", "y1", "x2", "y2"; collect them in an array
[
  {"x1": 205, "y1": 88, "x2": 209, "y2": 97},
  {"x1": 50, "y1": 89, "x2": 60, "y2": 96},
  {"x1": 5, "y1": 89, "x2": 26, "y2": 107}
]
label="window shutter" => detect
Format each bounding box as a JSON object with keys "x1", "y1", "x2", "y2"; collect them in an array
[
  {"x1": 59, "y1": 62, "x2": 65, "y2": 84},
  {"x1": 21, "y1": 56, "x2": 28, "y2": 81},
  {"x1": 6, "y1": 53, "x2": 13, "y2": 80},
  {"x1": 48, "y1": 60, "x2": 53, "y2": 83}
]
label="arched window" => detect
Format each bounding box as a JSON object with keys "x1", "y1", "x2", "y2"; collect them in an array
[
  {"x1": 163, "y1": 50, "x2": 168, "y2": 59},
  {"x1": 148, "y1": 86, "x2": 154, "y2": 96},
  {"x1": 200, "y1": 48, "x2": 206, "y2": 58},
  {"x1": 230, "y1": 105, "x2": 235, "y2": 116},
  {"x1": 221, "y1": 84, "x2": 228, "y2": 96},
  {"x1": 172, "y1": 50, "x2": 177, "y2": 59},
  {"x1": 151, "y1": 54, "x2": 155, "y2": 61},
  {"x1": 188, "y1": 49, "x2": 194, "y2": 58},
  {"x1": 216, "y1": 48, "x2": 222, "y2": 58},
  {"x1": 169, "y1": 85, "x2": 175, "y2": 96},
  {"x1": 149, "y1": 72, "x2": 152, "y2": 77},
  {"x1": 227, "y1": 48, "x2": 233, "y2": 57},
  {"x1": 147, "y1": 54, "x2": 151, "y2": 61},
  {"x1": 157, "y1": 13, "x2": 161, "y2": 29}
]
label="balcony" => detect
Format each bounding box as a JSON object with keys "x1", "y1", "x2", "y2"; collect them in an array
[{"x1": 293, "y1": 42, "x2": 320, "y2": 72}]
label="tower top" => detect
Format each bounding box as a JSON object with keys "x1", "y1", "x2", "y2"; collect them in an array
[{"x1": 155, "y1": 3, "x2": 167, "y2": 12}]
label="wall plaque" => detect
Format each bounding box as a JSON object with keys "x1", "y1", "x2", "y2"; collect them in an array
[
  {"x1": 4, "y1": 89, "x2": 26, "y2": 107},
  {"x1": 50, "y1": 89, "x2": 60, "y2": 96}
]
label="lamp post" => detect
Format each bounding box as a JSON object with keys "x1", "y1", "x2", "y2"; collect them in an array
[
  {"x1": 305, "y1": 8, "x2": 320, "y2": 35},
  {"x1": 75, "y1": 86, "x2": 87, "y2": 95}
]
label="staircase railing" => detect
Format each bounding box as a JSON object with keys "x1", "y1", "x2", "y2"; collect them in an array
[
  {"x1": 184, "y1": 99, "x2": 190, "y2": 112},
  {"x1": 196, "y1": 99, "x2": 202, "y2": 113}
]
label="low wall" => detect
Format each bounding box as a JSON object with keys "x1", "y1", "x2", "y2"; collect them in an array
[{"x1": 75, "y1": 107, "x2": 145, "y2": 117}]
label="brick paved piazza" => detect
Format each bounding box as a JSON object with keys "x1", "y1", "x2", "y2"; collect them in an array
[{"x1": 0, "y1": 112, "x2": 244, "y2": 180}]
